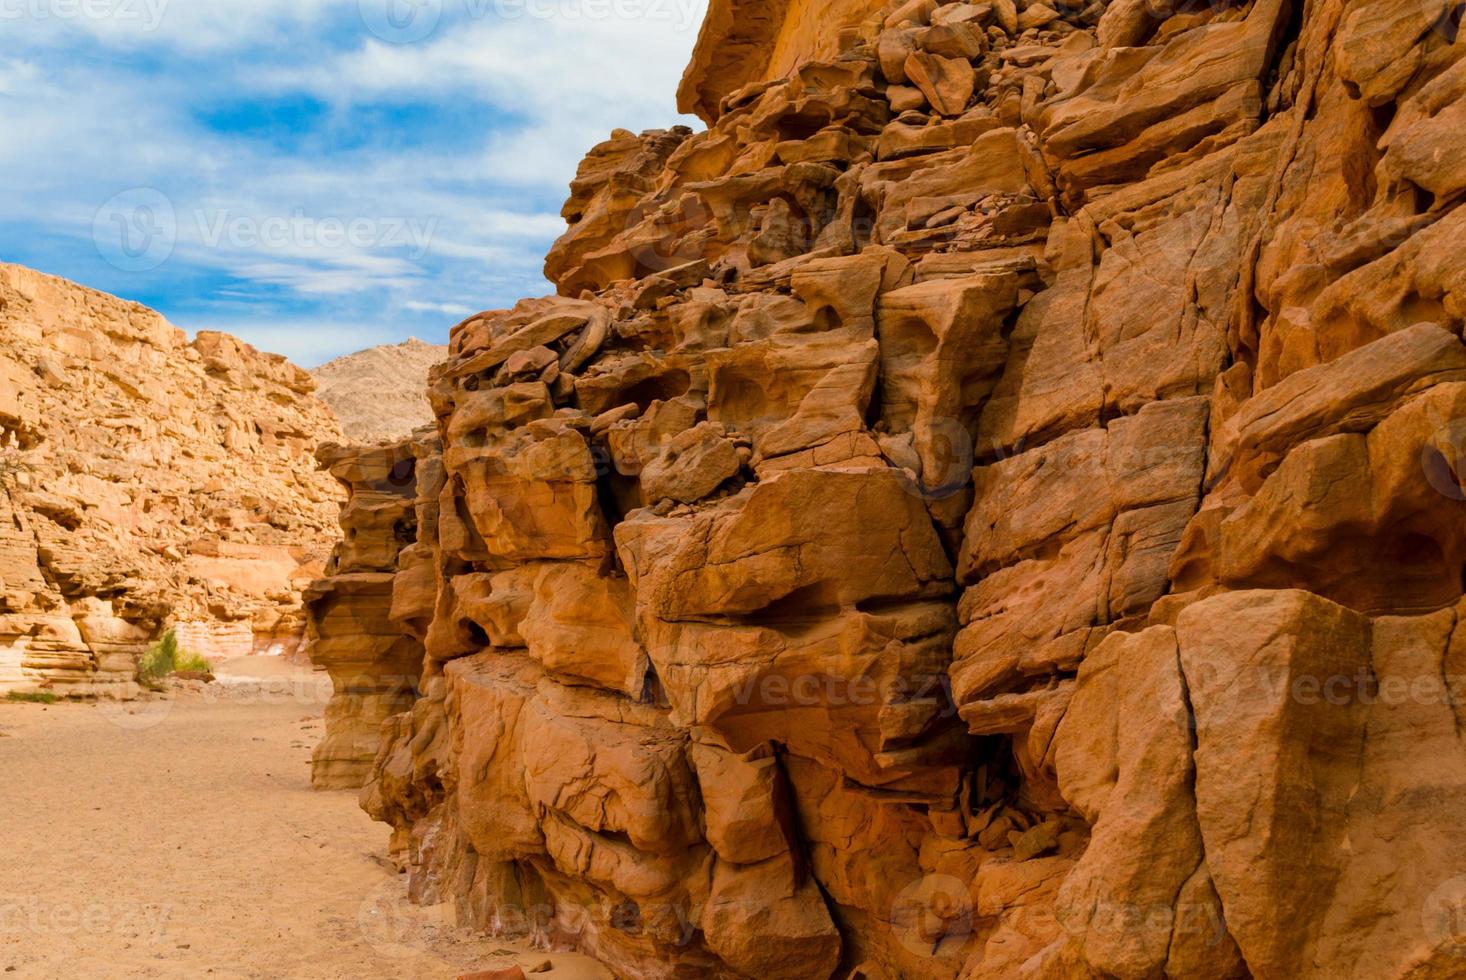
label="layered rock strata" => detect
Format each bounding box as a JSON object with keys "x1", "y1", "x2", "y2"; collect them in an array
[
  {"x1": 306, "y1": 437, "x2": 429, "y2": 788},
  {"x1": 317, "y1": 0, "x2": 1466, "y2": 976},
  {"x1": 0, "y1": 264, "x2": 343, "y2": 696}
]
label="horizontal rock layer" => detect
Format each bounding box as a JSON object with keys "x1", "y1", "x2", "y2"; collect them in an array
[{"x1": 313, "y1": 0, "x2": 1466, "y2": 977}]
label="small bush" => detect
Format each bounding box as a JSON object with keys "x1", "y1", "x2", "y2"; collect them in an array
[
  {"x1": 138, "y1": 630, "x2": 212, "y2": 685},
  {"x1": 176, "y1": 651, "x2": 213, "y2": 674},
  {"x1": 139, "y1": 630, "x2": 179, "y2": 683},
  {"x1": 5, "y1": 691, "x2": 58, "y2": 704}
]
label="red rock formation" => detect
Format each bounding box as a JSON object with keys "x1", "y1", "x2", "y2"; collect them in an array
[
  {"x1": 678, "y1": 0, "x2": 891, "y2": 123},
  {"x1": 312, "y1": 0, "x2": 1466, "y2": 976}
]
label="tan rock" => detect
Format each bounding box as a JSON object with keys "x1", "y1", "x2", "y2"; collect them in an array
[
  {"x1": 519, "y1": 563, "x2": 645, "y2": 696},
  {"x1": 992, "y1": 0, "x2": 1019, "y2": 35},
  {"x1": 639, "y1": 421, "x2": 743, "y2": 504},
  {"x1": 876, "y1": 28, "x2": 918, "y2": 84},
  {"x1": 0, "y1": 264, "x2": 342, "y2": 698},
  {"x1": 903, "y1": 51, "x2": 976, "y2": 117},
  {"x1": 1053, "y1": 627, "x2": 1242, "y2": 977},
  {"x1": 918, "y1": 23, "x2": 985, "y2": 61},
  {"x1": 877, "y1": 268, "x2": 1031, "y2": 494},
  {"x1": 1227, "y1": 323, "x2": 1466, "y2": 484},
  {"x1": 885, "y1": 84, "x2": 927, "y2": 112},
  {"x1": 1017, "y1": 3, "x2": 1060, "y2": 30},
  {"x1": 1218, "y1": 383, "x2": 1466, "y2": 615},
  {"x1": 701, "y1": 854, "x2": 841, "y2": 978},
  {"x1": 458, "y1": 968, "x2": 527, "y2": 980}
]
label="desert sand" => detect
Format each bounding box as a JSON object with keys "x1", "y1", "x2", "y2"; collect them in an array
[{"x1": 0, "y1": 660, "x2": 610, "y2": 980}]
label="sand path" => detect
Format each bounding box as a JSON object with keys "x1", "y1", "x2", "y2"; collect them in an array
[{"x1": 0, "y1": 661, "x2": 609, "y2": 980}]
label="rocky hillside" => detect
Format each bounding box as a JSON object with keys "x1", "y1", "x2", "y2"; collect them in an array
[
  {"x1": 311, "y1": 337, "x2": 446, "y2": 443},
  {"x1": 0, "y1": 264, "x2": 343, "y2": 695},
  {"x1": 308, "y1": 0, "x2": 1466, "y2": 977}
]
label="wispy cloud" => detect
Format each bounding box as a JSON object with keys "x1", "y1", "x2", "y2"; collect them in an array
[
  {"x1": 405, "y1": 299, "x2": 473, "y2": 315},
  {"x1": 0, "y1": 0, "x2": 706, "y2": 363},
  {"x1": 0, "y1": 58, "x2": 42, "y2": 95}
]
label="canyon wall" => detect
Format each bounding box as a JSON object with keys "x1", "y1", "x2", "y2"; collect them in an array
[
  {"x1": 306, "y1": 436, "x2": 429, "y2": 787},
  {"x1": 315, "y1": 0, "x2": 1466, "y2": 976},
  {"x1": 0, "y1": 264, "x2": 343, "y2": 696}
]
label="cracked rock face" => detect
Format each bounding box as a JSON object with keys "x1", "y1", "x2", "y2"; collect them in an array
[
  {"x1": 310, "y1": 0, "x2": 1466, "y2": 976},
  {"x1": 0, "y1": 264, "x2": 344, "y2": 697}
]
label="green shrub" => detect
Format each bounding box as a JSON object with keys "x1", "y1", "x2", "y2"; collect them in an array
[
  {"x1": 5, "y1": 691, "x2": 59, "y2": 704},
  {"x1": 139, "y1": 630, "x2": 179, "y2": 683},
  {"x1": 138, "y1": 630, "x2": 211, "y2": 685},
  {"x1": 176, "y1": 650, "x2": 213, "y2": 674}
]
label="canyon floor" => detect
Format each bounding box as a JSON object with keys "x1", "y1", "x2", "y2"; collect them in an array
[{"x1": 0, "y1": 659, "x2": 610, "y2": 980}]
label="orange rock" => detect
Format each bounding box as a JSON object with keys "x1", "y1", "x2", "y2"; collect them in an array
[
  {"x1": 903, "y1": 51, "x2": 976, "y2": 116},
  {"x1": 303, "y1": 1, "x2": 1466, "y2": 977}
]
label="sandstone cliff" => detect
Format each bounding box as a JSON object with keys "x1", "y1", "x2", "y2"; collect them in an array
[
  {"x1": 306, "y1": 436, "x2": 428, "y2": 787},
  {"x1": 1, "y1": 264, "x2": 343, "y2": 695},
  {"x1": 311, "y1": 337, "x2": 447, "y2": 444},
  {"x1": 310, "y1": 1, "x2": 1466, "y2": 977}
]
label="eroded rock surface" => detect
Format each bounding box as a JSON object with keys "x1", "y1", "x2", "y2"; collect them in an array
[
  {"x1": 0, "y1": 264, "x2": 343, "y2": 695},
  {"x1": 314, "y1": 1, "x2": 1466, "y2": 977}
]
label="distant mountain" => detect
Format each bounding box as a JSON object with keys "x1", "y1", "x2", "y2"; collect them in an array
[{"x1": 310, "y1": 338, "x2": 446, "y2": 444}]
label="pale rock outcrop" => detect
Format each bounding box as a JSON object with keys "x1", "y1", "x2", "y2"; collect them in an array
[
  {"x1": 310, "y1": 0, "x2": 1466, "y2": 977},
  {"x1": 311, "y1": 337, "x2": 448, "y2": 444}
]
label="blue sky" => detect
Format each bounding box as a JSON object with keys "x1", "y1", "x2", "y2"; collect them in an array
[{"x1": 0, "y1": 0, "x2": 707, "y2": 365}]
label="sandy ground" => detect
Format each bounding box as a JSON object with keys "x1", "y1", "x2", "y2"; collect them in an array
[{"x1": 0, "y1": 660, "x2": 611, "y2": 980}]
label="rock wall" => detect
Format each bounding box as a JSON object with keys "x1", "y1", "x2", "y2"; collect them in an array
[
  {"x1": 306, "y1": 438, "x2": 429, "y2": 788},
  {"x1": 0, "y1": 264, "x2": 343, "y2": 696},
  {"x1": 323, "y1": 1, "x2": 1466, "y2": 977}
]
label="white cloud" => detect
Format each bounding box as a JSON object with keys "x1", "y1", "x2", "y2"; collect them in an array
[
  {"x1": 405, "y1": 299, "x2": 473, "y2": 315},
  {"x1": 0, "y1": 57, "x2": 42, "y2": 94},
  {"x1": 0, "y1": 0, "x2": 347, "y2": 50},
  {"x1": 182, "y1": 314, "x2": 417, "y2": 366},
  {"x1": 266, "y1": 3, "x2": 707, "y2": 185},
  {"x1": 0, "y1": 0, "x2": 708, "y2": 362},
  {"x1": 218, "y1": 260, "x2": 420, "y2": 296}
]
